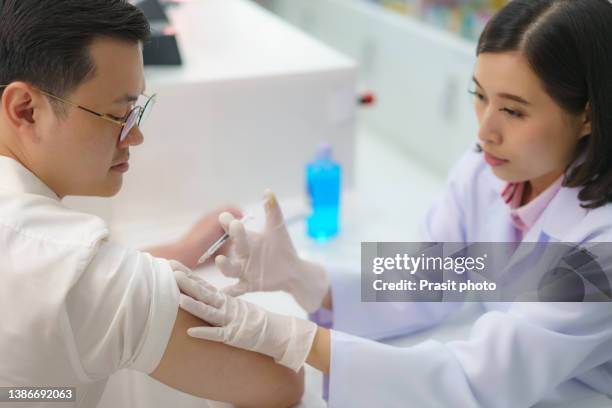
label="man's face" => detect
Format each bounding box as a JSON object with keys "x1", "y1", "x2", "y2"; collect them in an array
[{"x1": 30, "y1": 36, "x2": 146, "y2": 198}]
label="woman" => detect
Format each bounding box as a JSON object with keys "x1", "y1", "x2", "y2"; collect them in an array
[{"x1": 175, "y1": 0, "x2": 612, "y2": 406}]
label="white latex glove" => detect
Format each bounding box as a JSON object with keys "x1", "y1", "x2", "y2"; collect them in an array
[
  {"x1": 215, "y1": 190, "x2": 330, "y2": 313},
  {"x1": 175, "y1": 270, "x2": 317, "y2": 372},
  {"x1": 168, "y1": 259, "x2": 194, "y2": 273}
]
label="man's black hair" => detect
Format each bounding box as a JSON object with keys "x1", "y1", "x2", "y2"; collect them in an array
[{"x1": 0, "y1": 0, "x2": 150, "y2": 104}]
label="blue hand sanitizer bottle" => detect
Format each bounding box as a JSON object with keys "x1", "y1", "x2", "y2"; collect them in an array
[{"x1": 306, "y1": 142, "x2": 341, "y2": 241}]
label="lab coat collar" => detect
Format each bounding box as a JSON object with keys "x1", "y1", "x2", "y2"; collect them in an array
[
  {"x1": 0, "y1": 155, "x2": 60, "y2": 201},
  {"x1": 537, "y1": 183, "x2": 589, "y2": 242}
]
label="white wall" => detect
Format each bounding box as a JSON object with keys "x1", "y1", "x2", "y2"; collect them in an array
[{"x1": 264, "y1": 0, "x2": 479, "y2": 177}]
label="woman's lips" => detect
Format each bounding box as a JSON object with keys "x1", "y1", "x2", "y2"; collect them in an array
[{"x1": 484, "y1": 151, "x2": 509, "y2": 167}]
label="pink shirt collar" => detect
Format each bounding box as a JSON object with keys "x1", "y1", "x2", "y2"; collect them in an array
[{"x1": 501, "y1": 176, "x2": 564, "y2": 233}]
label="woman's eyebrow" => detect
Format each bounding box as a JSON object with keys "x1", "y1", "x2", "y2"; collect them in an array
[{"x1": 472, "y1": 76, "x2": 531, "y2": 106}]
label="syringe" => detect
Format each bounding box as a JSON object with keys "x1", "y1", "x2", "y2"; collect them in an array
[
  {"x1": 197, "y1": 211, "x2": 309, "y2": 265},
  {"x1": 197, "y1": 214, "x2": 253, "y2": 265}
]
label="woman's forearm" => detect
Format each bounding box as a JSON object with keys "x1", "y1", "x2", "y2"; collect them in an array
[{"x1": 306, "y1": 327, "x2": 331, "y2": 374}]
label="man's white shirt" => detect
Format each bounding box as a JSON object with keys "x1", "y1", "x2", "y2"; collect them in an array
[{"x1": 0, "y1": 156, "x2": 179, "y2": 407}]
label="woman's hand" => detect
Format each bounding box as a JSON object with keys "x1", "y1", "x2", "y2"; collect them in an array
[
  {"x1": 176, "y1": 206, "x2": 242, "y2": 269},
  {"x1": 175, "y1": 270, "x2": 317, "y2": 372},
  {"x1": 143, "y1": 206, "x2": 242, "y2": 269},
  {"x1": 215, "y1": 190, "x2": 330, "y2": 313}
]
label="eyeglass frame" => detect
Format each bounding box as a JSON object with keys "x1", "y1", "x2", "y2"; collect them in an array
[{"x1": 0, "y1": 84, "x2": 156, "y2": 142}]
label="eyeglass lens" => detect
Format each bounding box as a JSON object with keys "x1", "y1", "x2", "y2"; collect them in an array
[
  {"x1": 119, "y1": 107, "x2": 140, "y2": 142},
  {"x1": 118, "y1": 95, "x2": 156, "y2": 142}
]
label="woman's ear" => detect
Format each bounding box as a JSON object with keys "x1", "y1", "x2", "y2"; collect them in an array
[{"x1": 579, "y1": 102, "x2": 592, "y2": 139}]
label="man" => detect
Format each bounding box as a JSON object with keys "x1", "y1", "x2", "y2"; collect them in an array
[{"x1": 0, "y1": 1, "x2": 303, "y2": 407}]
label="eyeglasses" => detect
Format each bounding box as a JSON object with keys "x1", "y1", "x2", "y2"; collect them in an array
[{"x1": 0, "y1": 84, "x2": 156, "y2": 143}]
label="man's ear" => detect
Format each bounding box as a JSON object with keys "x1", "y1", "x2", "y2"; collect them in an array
[
  {"x1": 579, "y1": 102, "x2": 592, "y2": 139},
  {"x1": 1, "y1": 82, "x2": 42, "y2": 135}
]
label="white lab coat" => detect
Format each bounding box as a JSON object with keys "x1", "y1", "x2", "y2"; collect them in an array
[
  {"x1": 323, "y1": 150, "x2": 612, "y2": 407},
  {"x1": 0, "y1": 156, "x2": 180, "y2": 407}
]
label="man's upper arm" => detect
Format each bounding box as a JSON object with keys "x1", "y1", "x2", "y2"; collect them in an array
[
  {"x1": 150, "y1": 307, "x2": 304, "y2": 408},
  {"x1": 71, "y1": 240, "x2": 302, "y2": 406}
]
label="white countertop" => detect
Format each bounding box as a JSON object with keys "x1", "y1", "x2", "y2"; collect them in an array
[{"x1": 145, "y1": 0, "x2": 355, "y2": 85}]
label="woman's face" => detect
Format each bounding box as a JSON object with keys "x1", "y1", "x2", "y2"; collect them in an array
[{"x1": 472, "y1": 51, "x2": 590, "y2": 191}]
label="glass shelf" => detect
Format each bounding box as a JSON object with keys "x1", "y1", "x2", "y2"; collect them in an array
[{"x1": 363, "y1": 0, "x2": 508, "y2": 41}]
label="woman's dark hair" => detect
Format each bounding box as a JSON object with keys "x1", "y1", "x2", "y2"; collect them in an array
[
  {"x1": 0, "y1": 0, "x2": 150, "y2": 108},
  {"x1": 477, "y1": 0, "x2": 612, "y2": 209}
]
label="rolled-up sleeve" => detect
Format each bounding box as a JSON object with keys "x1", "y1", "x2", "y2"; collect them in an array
[{"x1": 65, "y1": 241, "x2": 180, "y2": 381}]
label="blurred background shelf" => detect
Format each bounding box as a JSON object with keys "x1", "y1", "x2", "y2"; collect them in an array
[
  {"x1": 364, "y1": 0, "x2": 508, "y2": 42},
  {"x1": 257, "y1": 0, "x2": 508, "y2": 42}
]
